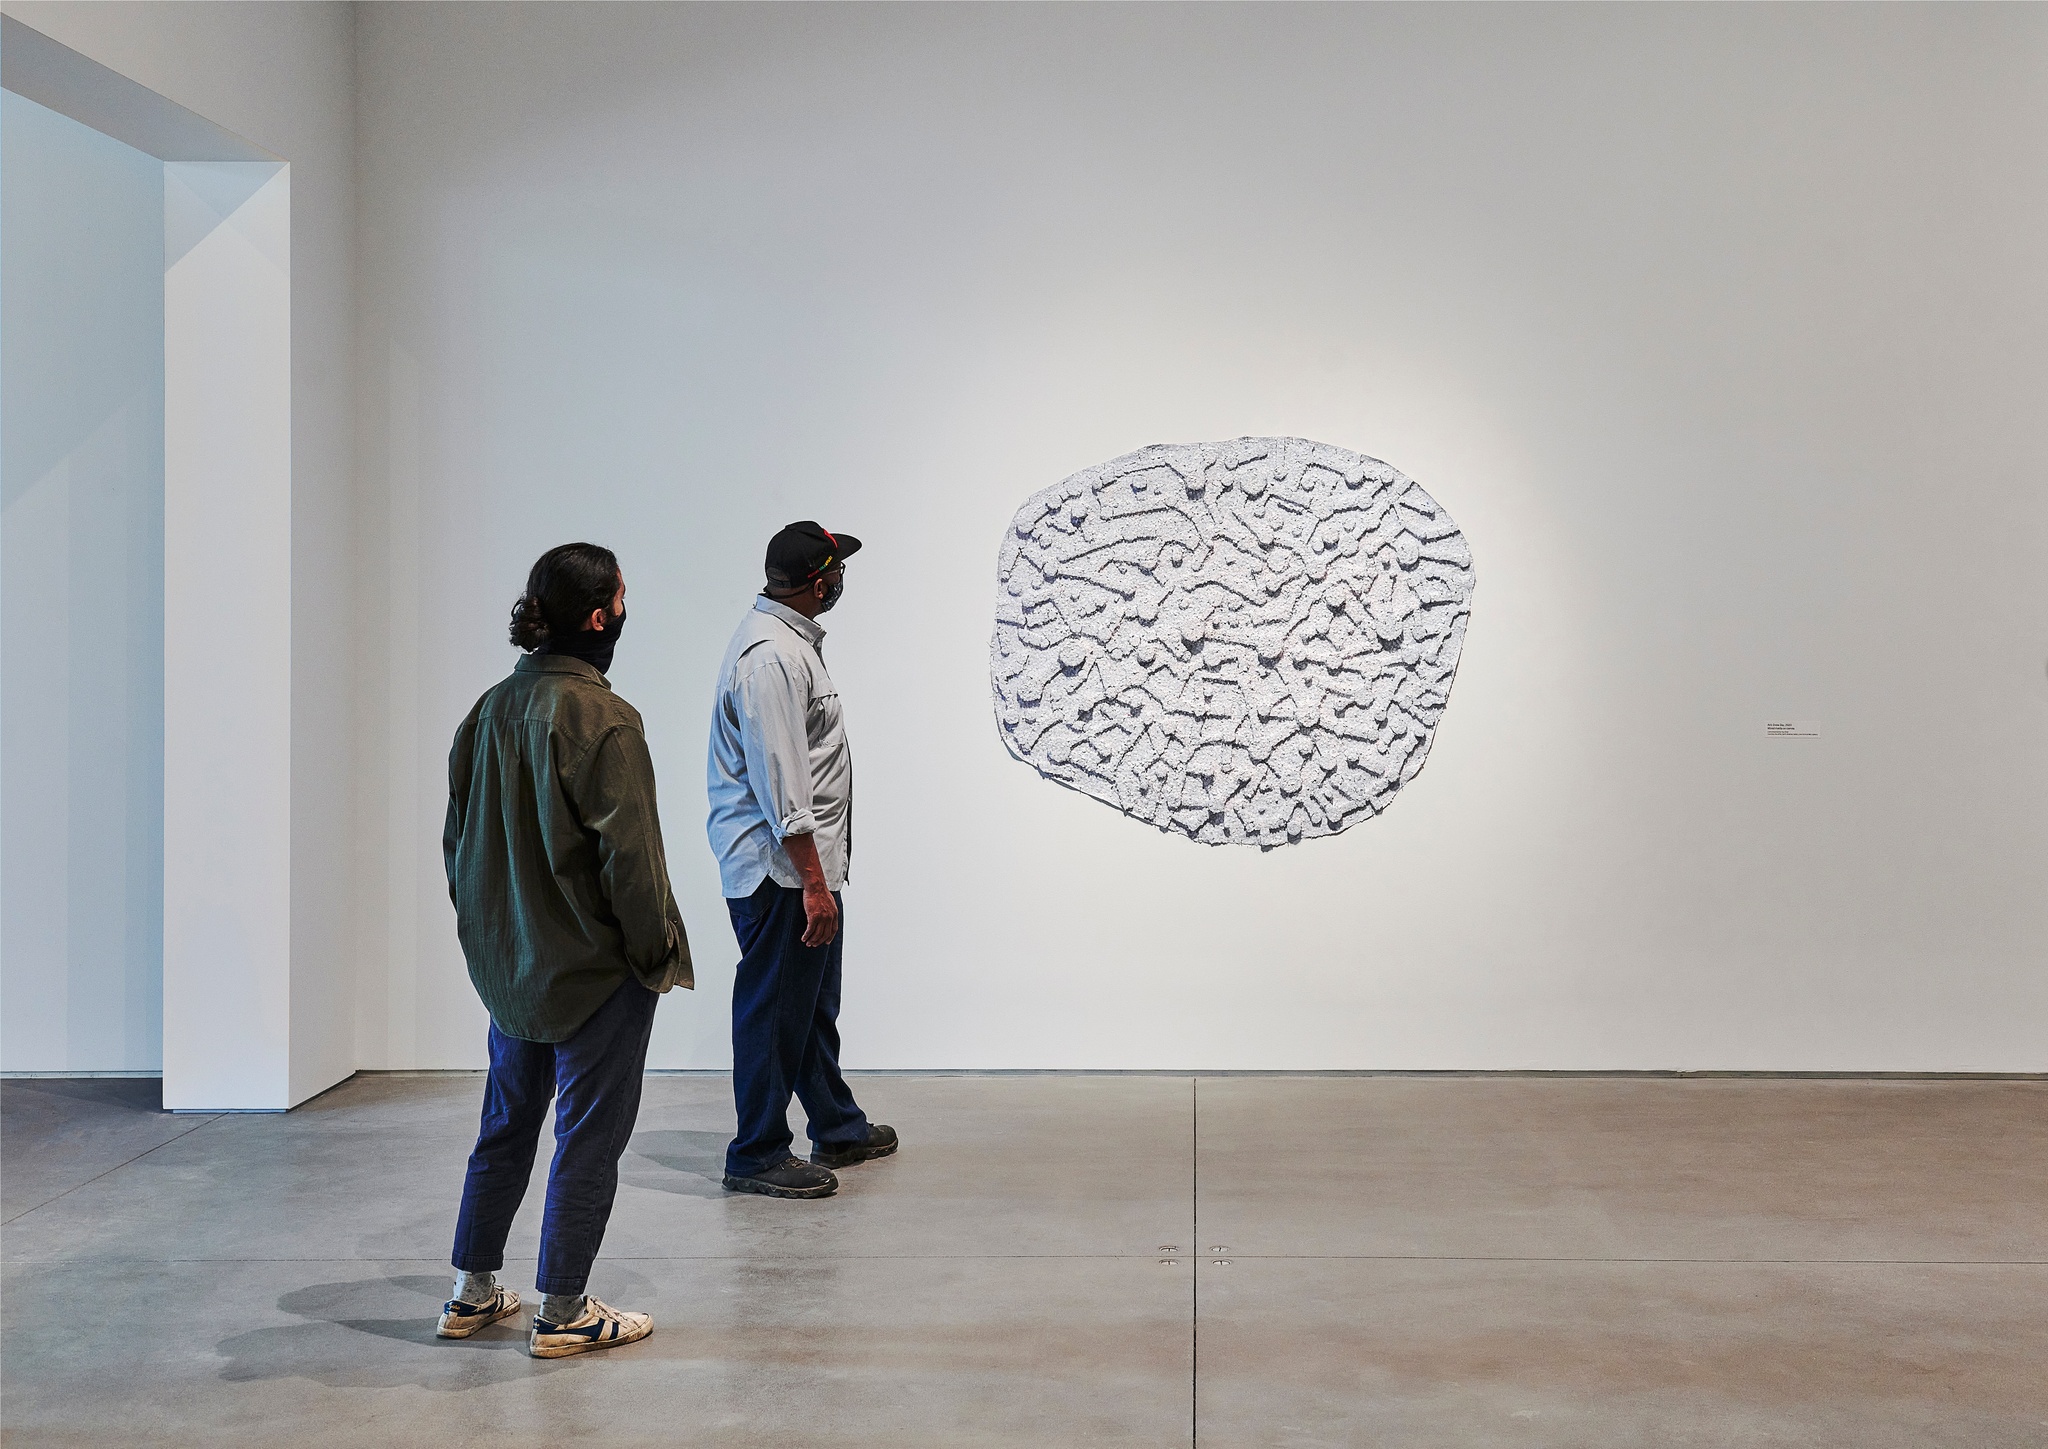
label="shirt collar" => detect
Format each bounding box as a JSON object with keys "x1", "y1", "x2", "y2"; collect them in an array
[
  {"x1": 514, "y1": 653, "x2": 612, "y2": 687},
  {"x1": 753, "y1": 595, "x2": 826, "y2": 648}
]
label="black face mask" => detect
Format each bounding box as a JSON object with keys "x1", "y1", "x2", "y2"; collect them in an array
[
  {"x1": 547, "y1": 606, "x2": 625, "y2": 675},
  {"x1": 763, "y1": 571, "x2": 843, "y2": 616}
]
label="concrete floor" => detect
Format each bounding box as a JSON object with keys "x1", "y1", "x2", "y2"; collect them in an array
[{"x1": 3, "y1": 1074, "x2": 2044, "y2": 1447}]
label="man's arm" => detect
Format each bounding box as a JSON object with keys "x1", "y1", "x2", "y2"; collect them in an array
[
  {"x1": 569, "y1": 726, "x2": 693, "y2": 991},
  {"x1": 733, "y1": 657, "x2": 839, "y2": 946},
  {"x1": 782, "y1": 831, "x2": 839, "y2": 948},
  {"x1": 443, "y1": 719, "x2": 473, "y2": 909}
]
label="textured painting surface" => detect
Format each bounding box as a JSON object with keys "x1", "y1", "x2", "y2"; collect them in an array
[{"x1": 991, "y1": 438, "x2": 1475, "y2": 846}]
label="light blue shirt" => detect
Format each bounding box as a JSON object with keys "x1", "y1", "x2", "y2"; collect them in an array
[{"x1": 705, "y1": 597, "x2": 852, "y2": 897}]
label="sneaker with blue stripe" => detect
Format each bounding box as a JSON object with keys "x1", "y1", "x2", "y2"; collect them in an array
[
  {"x1": 436, "y1": 1285, "x2": 521, "y2": 1338},
  {"x1": 528, "y1": 1296, "x2": 653, "y2": 1358}
]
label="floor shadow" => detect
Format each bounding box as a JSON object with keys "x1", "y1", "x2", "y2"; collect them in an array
[
  {"x1": 1, "y1": 1077, "x2": 191, "y2": 1223},
  {"x1": 215, "y1": 1274, "x2": 562, "y2": 1389},
  {"x1": 625, "y1": 1129, "x2": 729, "y2": 1199},
  {"x1": 0, "y1": 1076, "x2": 164, "y2": 1117}
]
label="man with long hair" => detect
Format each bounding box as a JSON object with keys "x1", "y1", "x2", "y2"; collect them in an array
[{"x1": 439, "y1": 542, "x2": 692, "y2": 1358}]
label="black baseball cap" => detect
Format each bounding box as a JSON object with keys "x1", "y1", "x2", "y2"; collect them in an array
[{"x1": 765, "y1": 520, "x2": 862, "y2": 589}]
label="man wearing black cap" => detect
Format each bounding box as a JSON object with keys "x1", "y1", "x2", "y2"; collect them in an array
[{"x1": 706, "y1": 521, "x2": 898, "y2": 1198}]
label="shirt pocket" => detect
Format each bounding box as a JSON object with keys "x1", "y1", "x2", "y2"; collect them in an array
[{"x1": 808, "y1": 685, "x2": 842, "y2": 743}]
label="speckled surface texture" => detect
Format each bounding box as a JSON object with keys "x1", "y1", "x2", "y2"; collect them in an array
[
  {"x1": 4, "y1": 1073, "x2": 2045, "y2": 1446},
  {"x1": 992, "y1": 438, "x2": 1474, "y2": 845}
]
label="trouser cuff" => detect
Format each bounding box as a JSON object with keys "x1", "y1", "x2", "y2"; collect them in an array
[{"x1": 812, "y1": 1116, "x2": 870, "y2": 1148}]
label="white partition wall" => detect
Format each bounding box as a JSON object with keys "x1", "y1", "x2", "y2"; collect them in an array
[
  {"x1": 4, "y1": 13, "x2": 349, "y2": 1109},
  {"x1": 161, "y1": 161, "x2": 292, "y2": 1109},
  {"x1": 0, "y1": 90, "x2": 165, "y2": 1075}
]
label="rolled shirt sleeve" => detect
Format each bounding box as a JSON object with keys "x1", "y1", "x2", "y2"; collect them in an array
[
  {"x1": 705, "y1": 598, "x2": 851, "y2": 897},
  {"x1": 567, "y1": 725, "x2": 694, "y2": 993},
  {"x1": 733, "y1": 655, "x2": 818, "y2": 840}
]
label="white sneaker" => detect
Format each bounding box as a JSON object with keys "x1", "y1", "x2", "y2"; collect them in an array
[
  {"x1": 528, "y1": 1296, "x2": 653, "y2": 1358},
  {"x1": 436, "y1": 1285, "x2": 521, "y2": 1338}
]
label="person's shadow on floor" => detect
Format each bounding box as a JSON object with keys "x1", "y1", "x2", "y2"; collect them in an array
[
  {"x1": 216, "y1": 1276, "x2": 564, "y2": 1390},
  {"x1": 624, "y1": 1128, "x2": 730, "y2": 1198}
]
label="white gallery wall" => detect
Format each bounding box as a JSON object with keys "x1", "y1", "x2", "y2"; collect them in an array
[
  {"x1": 3, "y1": 1, "x2": 359, "y2": 1095},
  {"x1": 0, "y1": 91, "x2": 164, "y2": 1072},
  {"x1": 354, "y1": 3, "x2": 2047, "y2": 1072},
  {"x1": 6, "y1": 4, "x2": 2040, "y2": 1079}
]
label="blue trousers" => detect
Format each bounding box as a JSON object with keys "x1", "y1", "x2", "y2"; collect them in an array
[
  {"x1": 451, "y1": 977, "x2": 657, "y2": 1296},
  {"x1": 725, "y1": 879, "x2": 868, "y2": 1177}
]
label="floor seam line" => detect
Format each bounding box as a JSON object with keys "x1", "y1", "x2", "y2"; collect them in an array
[
  {"x1": 0, "y1": 1114, "x2": 224, "y2": 1227},
  {"x1": 8, "y1": 1255, "x2": 2048, "y2": 1266},
  {"x1": 3, "y1": 1252, "x2": 1294, "y2": 1264},
  {"x1": 1127, "y1": 1254, "x2": 2048, "y2": 1266},
  {"x1": 8, "y1": 1252, "x2": 2039, "y2": 1260}
]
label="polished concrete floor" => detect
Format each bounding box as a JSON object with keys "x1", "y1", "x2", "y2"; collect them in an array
[{"x1": 3, "y1": 1072, "x2": 2045, "y2": 1446}]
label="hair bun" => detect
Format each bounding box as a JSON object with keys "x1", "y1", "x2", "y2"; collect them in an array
[
  {"x1": 513, "y1": 542, "x2": 620, "y2": 655},
  {"x1": 508, "y1": 594, "x2": 552, "y2": 651}
]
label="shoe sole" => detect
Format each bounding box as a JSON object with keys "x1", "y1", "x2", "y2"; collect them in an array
[
  {"x1": 722, "y1": 1172, "x2": 837, "y2": 1199},
  {"x1": 528, "y1": 1320, "x2": 653, "y2": 1358},
  {"x1": 437, "y1": 1302, "x2": 521, "y2": 1339},
  {"x1": 811, "y1": 1139, "x2": 899, "y2": 1169}
]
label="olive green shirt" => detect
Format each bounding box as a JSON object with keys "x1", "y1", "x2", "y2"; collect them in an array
[{"x1": 445, "y1": 654, "x2": 693, "y2": 1042}]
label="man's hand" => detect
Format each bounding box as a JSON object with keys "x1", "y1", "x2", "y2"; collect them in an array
[
  {"x1": 783, "y1": 832, "x2": 840, "y2": 948},
  {"x1": 800, "y1": 880, "x2": 840, "y2": 948}
]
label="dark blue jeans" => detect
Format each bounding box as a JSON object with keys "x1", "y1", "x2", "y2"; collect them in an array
[
  {"x1": 726, "y1": 879, "x2": 868, "y2": 1177},
  {"x1": 451, "y1": 977, "x2": 657, "y2": 1296}
]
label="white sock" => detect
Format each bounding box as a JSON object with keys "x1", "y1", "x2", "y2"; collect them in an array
[
  {"x1": 542, "y1": 1292, "x2": 587, "y2": 1324},
  {"x1": 453, "y1": 1269, "x2": 497, "y2": 1307}
]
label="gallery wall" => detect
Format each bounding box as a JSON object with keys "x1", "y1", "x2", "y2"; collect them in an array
[
  {"x1": 18, "y1": 3, "x2": 2038, "y2": 1077},
  {"x1": 353, "y1": 3, "x2": 2048, "y2": 1072},
  {"x1": 2, "y1": 1, "x2": 361, "y2": 1091},
  {"x1": 0, "y1": 91, "x2": 165, "y2": 1072}
]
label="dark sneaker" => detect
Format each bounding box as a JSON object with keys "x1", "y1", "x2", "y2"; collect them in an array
[
  {"x1": 812, "y1": 1123, "x2": 898, "y2": 1169},
  {"x1": 528, "y1": 1296, "x2": 652, "y2": 1358},
  {"x1": 722, "y1": 1156, "x2": 838, "y2": 1199},
  {"x1": 436, "y1": 1285, "x2": 521, "y2": 1338}
]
